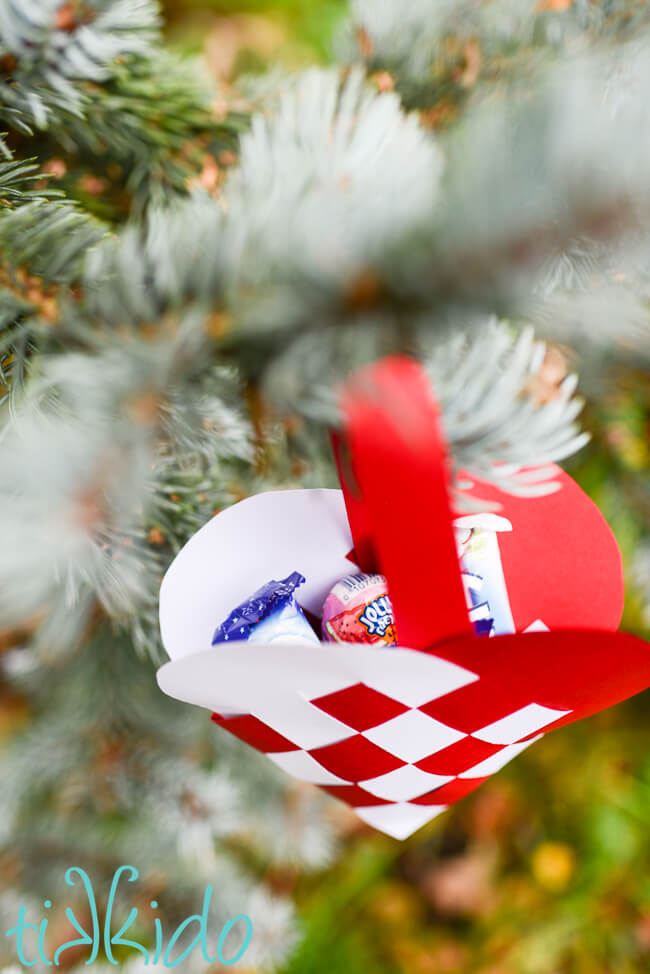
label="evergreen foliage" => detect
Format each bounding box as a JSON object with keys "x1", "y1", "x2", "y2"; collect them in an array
[{"x1": 0, "y1": 0, "x2": 647, "y2": 970}]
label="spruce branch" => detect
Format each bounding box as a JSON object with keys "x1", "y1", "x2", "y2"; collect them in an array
[
  {"x1": 0, "y1": 155, "x2": 58, "y2": 203},
  {"x1": 416, "y1": 43, "x2": 650, "y2": 302},
  {"x1": 0, "y1": 156, "x2": 107, "y2": 400},
  {"x1": 0, "y1": 197, "x2": 105, "y2": 281},
  {"x1": 0, "y1": 0, "x2": 159, "y2": 149},
  {"x1": 341, "y1": 0, "x2": 650, "y2": 110},
  {"x1": 0, "y1": 322, "x2": 255, "y2": 659},
  {"x1": 202, "y1": 49, "x2": 650, "y2": 382},
  {"x1": 225, "y1": 67, "x2": 443, "y2": 286},
  {"x1": 424, "y1": 321, "x2": 589, "y2": 497},
  {"x1": 82, "y1": 192, "x2": 227, "y2": 323},
  {"x1": 46, "y1": 50, "x2": 239, "y2": 214},
  {"x1": 0, "y1": 0, "x2": 160, "y2": 95},
  {"x1": 0, "y1": 3, "x2": 240, "y2": 212},
  {"x1": 524, "y1": 285, "x2": 650, "y2": 375}
]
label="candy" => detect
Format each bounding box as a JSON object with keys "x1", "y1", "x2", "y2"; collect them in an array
[
  {"x1": 454, "y1": 514, "x2": 516, "y2": 637},
  {"x1": 212, "y1": 571, "x2": 319, "y2": 647},
  {"x1": 321, "y1": 573, "x2": 397, "y2": 646},
  {"x1": 320, "y1": 515, "x2": 515, "y2": 648}
]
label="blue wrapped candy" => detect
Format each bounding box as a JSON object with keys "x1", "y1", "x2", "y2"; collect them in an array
[{"x1": 212, "y1": 571, "x2": 319, "y2": 647}]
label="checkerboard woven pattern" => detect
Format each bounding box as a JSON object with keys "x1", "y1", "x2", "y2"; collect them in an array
[{"x1": 212, "y1": 646, "x2": 572, "y2": 839}]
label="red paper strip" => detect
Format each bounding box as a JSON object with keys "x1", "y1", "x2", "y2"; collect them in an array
[
  {"x1": 337, "y1": 356, "x2": 472, "y2": 650},
  {"x1": 428, "y1": 628, "x2": 650, "y2": 732}
]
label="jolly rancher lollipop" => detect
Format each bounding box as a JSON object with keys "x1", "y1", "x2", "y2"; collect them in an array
[{"x1": 321, "y1": 573, "x2": 397, "y2": 646}]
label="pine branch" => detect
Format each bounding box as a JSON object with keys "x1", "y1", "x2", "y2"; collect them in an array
[
  {"x1": 0, "y1": 197, "x2": 105, "y2": 280},
  {"x1": 341, "y1": 0, "x2": 650, "y2": 111},
  {"x1": 524, "y1": 284, "x2": 650, "y2": 376},
  {"x1": 0, "y1": 155, "x2": 58, "y2": 203},
  {"x1": 0, "y1": 0, "x2": 160, "y2": 123},
  {"x1": 82, "y1": 192, "x2": 227, "y2": 323},
  {"x1": 0, "y1": 321, "x2": 256, "y2": 659},
  {"x1": 0, "y1": 3, "x2": 242, "y2": 211},
  {"x1": 197, "y1": 50, "x2": 650, "y2": 385},
  {"x1": 225, "y1": 67, "x2": 443, "y2": 286},
  {"x1": 0, "y1": 154, "x2": 107, "y2": 399},
  {"x1": 426, "y1": 322, "x2": 589, "y2": 497},
  {"x1": 415, "y1": 42, "x2": 650, "y2": 300},
  {"x1": 42, "y1": 50, "x2": 241, "y2": 214}
]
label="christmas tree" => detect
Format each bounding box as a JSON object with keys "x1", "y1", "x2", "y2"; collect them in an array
[{"x1": 0, "y1": 1, "x2": 648, "y2": 971}]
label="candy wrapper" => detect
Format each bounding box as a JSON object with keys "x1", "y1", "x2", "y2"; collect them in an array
[
  {"x1": 321, "y1": 573, "x2": 397, "y2": 646},
  {"x1": 212, "y1": 571, "x2": 319, "y2": 647},
  {"x1": 157, "y1": 357, "x2": 650, "y2": 839},
  {"x1": 455, "y1": 515, "x2": 516, "y2": 637}
]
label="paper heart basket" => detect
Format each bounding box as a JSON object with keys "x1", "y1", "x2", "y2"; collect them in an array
[{"x1": 157, "y1": 358, "x2": 650, "y2": 839}]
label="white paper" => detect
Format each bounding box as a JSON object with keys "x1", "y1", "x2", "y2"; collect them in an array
[{"x1": 159, "y1": 489, "x2": 354, "y2": 661}]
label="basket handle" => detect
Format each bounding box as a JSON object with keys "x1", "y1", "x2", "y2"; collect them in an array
[{"x1": 333, "y1": 356, "x2": 472, "y2": 651}]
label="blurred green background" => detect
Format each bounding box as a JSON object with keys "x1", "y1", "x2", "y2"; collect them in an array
[
  {"x1": 162, "y1": 0, "x2": 346, "y2": 75},
  {"x1": 147, "y1": 4, "x2": 650, "y2": 973}
]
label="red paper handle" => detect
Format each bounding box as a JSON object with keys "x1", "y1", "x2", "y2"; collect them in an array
[{"x1": 334, "y1": 356, "x2": 472, "y2": 651}]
